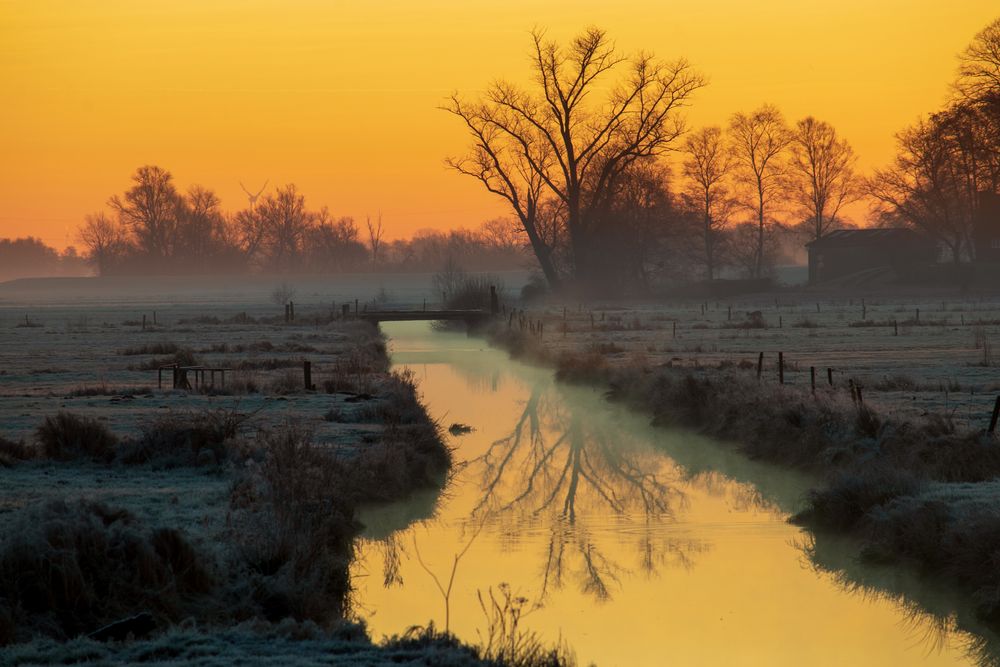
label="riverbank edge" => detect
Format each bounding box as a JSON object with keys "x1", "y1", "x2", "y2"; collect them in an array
[
  {"x1": 484, "y1": 321, "x2": 1000, "y2": 633},
  {"x1": 0, "y1": 321, "x2": 502, "y2": 663}
]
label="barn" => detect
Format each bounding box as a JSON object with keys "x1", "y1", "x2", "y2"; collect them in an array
[{"x1": 806, "y1": 228, "x2": 937, "y2": 284}]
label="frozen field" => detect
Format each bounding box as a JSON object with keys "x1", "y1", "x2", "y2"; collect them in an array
[{"x1": 518, "y1": 291, "x2": 1000, "y2": 429}]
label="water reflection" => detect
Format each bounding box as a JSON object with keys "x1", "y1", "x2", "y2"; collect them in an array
[
  {"x1": 351, "y1": 323, "x2": 997, "y2": 666},
  {"x1": 471, "y1": 379, "x2": 703, "y2": 601}
]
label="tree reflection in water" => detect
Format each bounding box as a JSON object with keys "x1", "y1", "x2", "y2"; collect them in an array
[{"x1": 471, "y1": 379, "x2": 705, "y2": 601}]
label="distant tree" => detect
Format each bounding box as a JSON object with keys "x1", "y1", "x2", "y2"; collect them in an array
[
  {"x1": 728, "y1": 105, "x2": 791, "y2": 278},
  {"x1": 108, "y1": 165, "x2": 180, "y2": 262},
  {"x1": 788, "y1": 117, "x2": 859, "y2": 241},
  {"x1": 256, "y1": 184, "x2": 311, "y2": 271},
  {"x1": 366, "y1": 213, "x2": 385, "y2": 266},
  {"x1": 175, "y1": 185, "x2": 228, "y2": 269},
  {"x1": 683, "y1": 126, "x2": 735, "y2": 279},
  {"x1": 307, "y1": 211, "x2": 367, "y2": 271},
  {"x1": 479, "y1": 217, "x2": 521, "y2": 252},
  {"x1": 445, "y1": 27, "x2": 705, "y2": 291},
  {"x1": 78, "y1": 212, "x2": 129, "y2": 275}
]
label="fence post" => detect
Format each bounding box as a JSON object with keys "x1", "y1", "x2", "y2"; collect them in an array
[
  {"x1": 142, "y1": 314, "x2": 146, "y2": 331},
  {"x1": 303, "y1": 360, "x2": 313, "y2": 391},
  {"x1": 756, "y1": 352, "x2": 764, "y2": 380},
  {"x1": 810, "y1": 366, "x2": 816, "y2": 394},
  {"x1": 827, "y1": 367, "x2": 833, "y2": 386},
  {"x1": 778, "y1": 352, "x2": 784, "y2": 385},
  {"x1": 894, "y1": 320, "x2": 899, "y2": 336},
  {"x1": 989, "y1": 396, "x2": 1000, "y2": 434}
]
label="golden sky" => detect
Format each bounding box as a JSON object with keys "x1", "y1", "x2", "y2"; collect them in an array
[{"x1": 1, "y1": 1, "x2": 997, "y2": 249}]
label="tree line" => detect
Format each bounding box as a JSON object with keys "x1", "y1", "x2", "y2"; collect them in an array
[
  {"x1": 75, "y1": 167, "x2": 525, "y2": 276},
  {"x1": 446, "y1": 20, "x2": 1000, "y2": 293}
]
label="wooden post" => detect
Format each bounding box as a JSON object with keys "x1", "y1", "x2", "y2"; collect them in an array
[
  {"x1": 158, "y1": 368, "x2": 163, "y2": 389},
  {"x1": 779, "y1": 315, "x2": 782, "y2": 329},
  {"x1": 827, "y1": 367, "x2": 833, "y2": 386},
  {"x1": 142, "y1": 314, "x2": 146, "y2": 331},
  {"x1": 423, "y1": 299, "x2": 426, "y2": 312},
  {"x1": 778, "y1": 352, "x2": 784, "y2": 385},
  {"x1": 849, "y1": 379, "x2": 857, "y2": 404},
  {"x1": 756, "y1": 352, "x2": 764, "y2": 380},
  {"x1": 856, "y1": 385, "x2": 864, "y2": 405},
  {"x1": 894, "y1": 320, "x2": 899, "y2": 336},
  {"x1": 989, "y1": 396, "x2": 1000, "y2": 434},
  {"x1": 355, "y1": 299, "x2": 359, "y2": 314},
  {"x1": 810, "y1": 366, "x2": 816, "y2": 394},
  {"x1": 153, "y1": 311, "x2": 157, "y2": 325},
  {"x1": 816, "y1": 303, "x2": 820, "y2": 313},
  {"x1": 284, "y1": 304, "x2": 289, "y2": 323},
  {"x1": 289, "y1": 301, "x2": 295, "y2": 321},
  {"x1": 303, "y1": 360, "x2": 312, "y2": 391},
  {"x1": 727, "y1": 305, "x2": 732, "y2": 321},
  {"x1": 916, "y1": 308, "x2": 920, "y2": 322}
]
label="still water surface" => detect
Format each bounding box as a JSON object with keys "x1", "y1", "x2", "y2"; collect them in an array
[{"x1": 351, "y1": 322, "x2": 997, "y2": 666}]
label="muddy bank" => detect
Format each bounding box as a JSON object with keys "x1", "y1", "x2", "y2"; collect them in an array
[{"x1": 486, "y1": 315, "x2": 1000, "y2": 634}]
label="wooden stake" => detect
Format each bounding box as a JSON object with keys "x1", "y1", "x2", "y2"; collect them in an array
[
  {"x1": 989, "y1": 395, "x2": 1000, "y2": 434},
  {"x1": 756, "y1": 352, "x2": 764, "y2": 380},
  {"x1": 827, "y1": 367, "x2": 833, "y2": 386},
  {"x1": 303, "y1": 360, "x2": 312, "y2": 391},
  {"x1": 810, "y1": 366, "x2": 816, "y2": 394},
  {"x1": 778, "y1": 352, "x2": 784, "y2": 385}
]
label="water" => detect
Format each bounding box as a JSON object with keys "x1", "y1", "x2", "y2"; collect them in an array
[{"x1": 351, "y1": 322, "x2": 997, "y2": 666}]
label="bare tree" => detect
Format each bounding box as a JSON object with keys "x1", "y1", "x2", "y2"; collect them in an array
[
  {"x1": 728, "y1": 105, "x2": 791, "y2": 279},
  {"x1": 956, "y1": 17, "x2": 1000, "y2": 101},
  {"x1": 256, "y1": 184, "x2": 312, "y2": 271},
  {"x1": 77, "y1": 212, "x2": 128, "y2": 275},
  {"x1": 787, "y1": 117, "x2": 859, "y2": 241},
  {"x1": 867, "y1": 117, "x2": 973, "y2": 263},
  {"x1": 479, "y1": 217, "x2": 521, "y2": 251},
  {"x1": 366, "y1": 213, "x2": 385, "y2": 266},
  {"x1": 108, "y1": 165, "x2": 181, "y2": 261},
  {"x1": 683, "y1": 126, "x2": 734, "y2": 279},
  {"x1": 445, "y1": 27, "x2": 705, "y2": 290}
]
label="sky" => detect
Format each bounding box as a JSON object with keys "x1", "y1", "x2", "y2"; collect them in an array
[{"x1": 1, "y1": 1, "x2": 997, "y2": 250}]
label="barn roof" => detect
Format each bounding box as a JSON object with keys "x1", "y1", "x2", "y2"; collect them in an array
[{"x1": 806, "y1": 228, "x2": 930, "y2": 249}]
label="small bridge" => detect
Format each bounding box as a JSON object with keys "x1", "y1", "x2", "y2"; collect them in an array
[{"x1": 360, "y1": 309, "x2": 493, "y2": 325}]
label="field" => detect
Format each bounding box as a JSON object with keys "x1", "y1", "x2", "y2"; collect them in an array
[
  {"x1": 0, "y1": 275, "x2": 490, "y2": 663},
  {"x1": 510, "y1": 289, "x2": 1000, "y2": 430}
]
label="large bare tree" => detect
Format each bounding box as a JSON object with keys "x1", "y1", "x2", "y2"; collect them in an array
[
  {"x1": 728, "y1": 105, "x2": 791, "y2": 279},
  {"x1": 108, "y1": 165, "x2": 181, "y2": 261},
  {"x1": 867, "y1": 117, "x2": 972, "y2": 263},
  {"x1": 682, "y1": 126, "x2": 734, "y2": 279},
  {"x1": 445, "y1": 27, "x2": 704, "y2": 290},
  {"x1": 78, "y1": 212, "x2": 128, "y2": 275},
  {"x1": 787, "y1": 117, "x2": 859, "y2": 241}
]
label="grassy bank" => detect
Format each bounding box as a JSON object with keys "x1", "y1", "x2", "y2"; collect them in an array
[
  {"x1": 0, "y1": 315, "x2": 498, "y2": 662},
  {"x1": 487, "y1": 317, "x2": 1000, "y2": 631}
]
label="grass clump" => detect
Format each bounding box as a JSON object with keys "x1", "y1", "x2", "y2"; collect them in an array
[
  {"x1": 36, "y1": 412, "x2": 117, "y2": 462},
  {"x1": 0, "y1": 435, "x2": 35, "y2": 468},
  {"x1": 0, "y1": 500, "x2": 214, "y2": 645},
  {"x1": 121, "y1": 407, "x2": 252, "y2": 466}
]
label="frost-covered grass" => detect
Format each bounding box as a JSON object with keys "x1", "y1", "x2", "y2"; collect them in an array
[
  {"x1": 0, "y1": 296, "x2": 462, "y2": 659},
  {"x1": 488, "y1": 292, "x2": 1000, "y2": 633}
]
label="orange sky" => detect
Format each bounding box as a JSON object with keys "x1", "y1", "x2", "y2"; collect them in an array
[{"x1": 1, "y1": 1, "x2": 997, "y2": 250}]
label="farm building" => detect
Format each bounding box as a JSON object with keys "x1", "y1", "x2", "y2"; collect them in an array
[
  {"x1": 975, "y1": 191, "x2": 1000, "y2": 263},
  {"x1": 806, "y1": 228, "x2": 937, "y2": 284}
]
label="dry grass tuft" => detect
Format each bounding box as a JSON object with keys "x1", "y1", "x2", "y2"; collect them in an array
[
  {"x1": 0, "y1": 500, "x2": 214, "y2": 645},
  {"x1": 36, "y1": 412, "x2": 118, "y2": 462}
]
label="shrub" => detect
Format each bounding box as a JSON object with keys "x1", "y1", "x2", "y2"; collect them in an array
[{"x1": 36, "y1": 412, "x2": 118, "y2": 462}]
